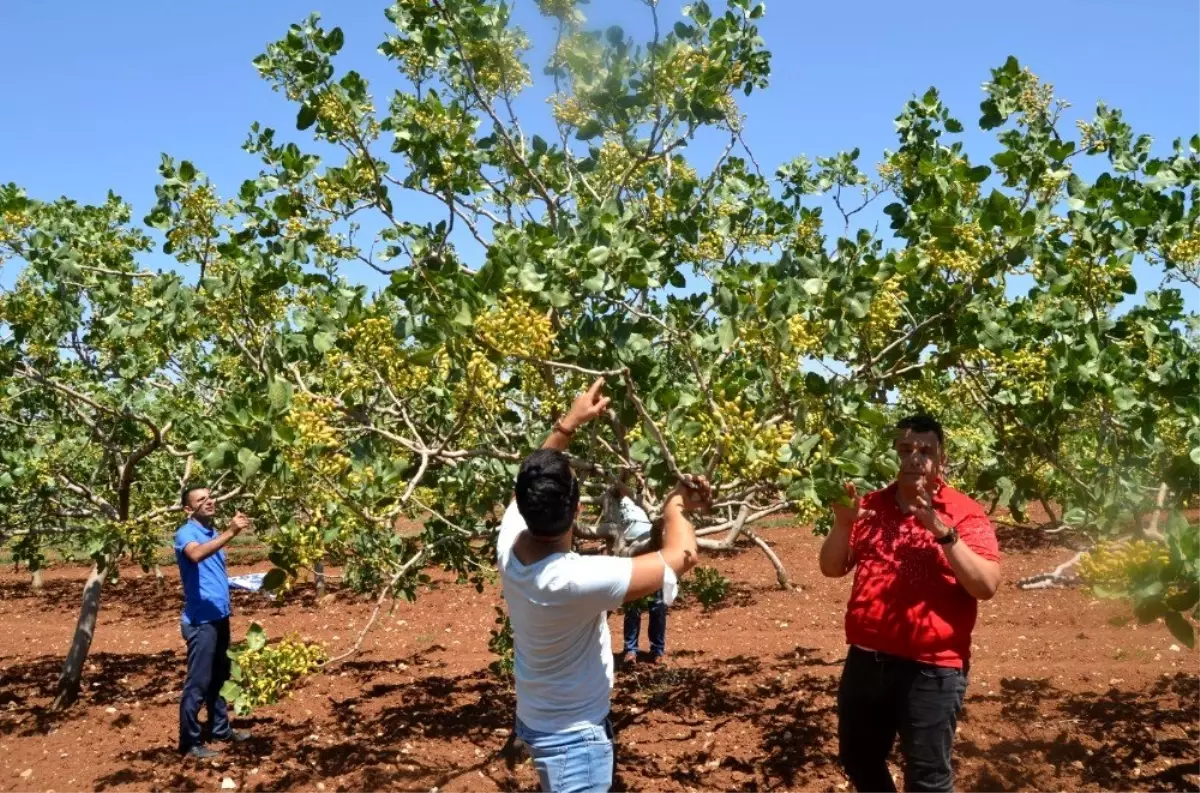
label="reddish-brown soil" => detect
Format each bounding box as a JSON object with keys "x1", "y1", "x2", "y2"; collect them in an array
[{"x1": 1, "y1": 523, "x2": 1196, "y2": 792}]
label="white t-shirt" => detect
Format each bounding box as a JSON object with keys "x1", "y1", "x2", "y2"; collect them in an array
[
  {"x1": 496, "y1": 501, "x2": 633, "y2": 733},
  {"x1": 618, "y1": 496, "x2": 653, "y2": 541}
]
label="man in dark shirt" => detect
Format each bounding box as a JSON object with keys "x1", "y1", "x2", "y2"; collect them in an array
[{"x1": 175, "y1": 485, "x2": 253, "y2": 758}]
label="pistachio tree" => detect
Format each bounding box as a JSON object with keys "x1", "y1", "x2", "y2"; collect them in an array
[
  {"x1": 0, "y1": 186, "x2": 226, "y2": 707},
  {"x1": 3, "y1": 1, "x2": 1197, "y2": 695},
  {"x1": 193, "y1": 4, "x2": 1196, "y2": 641}
]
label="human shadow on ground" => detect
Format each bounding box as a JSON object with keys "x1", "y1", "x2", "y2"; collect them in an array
[
  {"x1": 607, "y1": 650, "x2": 844, "y2": 792},
  {"x1": 266, "y1": 662, "x2": 526, "y2": 792},
  {"x1": 993, "y1": 522, "x2": 1086, "y2": 554},
  {"x1": 957, "y1": 671, "x2": 1199, "y2": 792},
  {"x1": 1, "y1": 575, "x2": 184, "y2": 625},
  {"x1": 95, "y1": 649, "x2": 530, "y2": 793},
  {"x1": 54, "y1": 648, "x2": 1200, "y2": 793},
  {"x1": 0, "y1": 649, "x2": 181, "y2": 737}
]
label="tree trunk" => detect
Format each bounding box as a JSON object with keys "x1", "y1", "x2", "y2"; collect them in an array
[
  {"x1": 745, "y1": 530, "x2": 792, "y2": 590},
  {"x1": 1037, "y1": 496, "x2": 1060, "y2": 528},
  {"x1": 51, "y1": 558, "x2": 107, "y2": 711},
  {"x1": 154, "y1": 564, "x2": 165, "y2": 596},
  {"x1": 315, "y1": 559, "x2": 326, "y2": 596},
  {"x1": 1145, "y1": 483, "x2": 1169, "y2": 541},
  {"x1": 697, "y1": 530, "x2": 793, "y2": 590},
  {"x1": 31, "y1": 568, "x2": 43, "y2": 592}
]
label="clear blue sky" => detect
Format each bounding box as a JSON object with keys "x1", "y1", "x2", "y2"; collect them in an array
[{"x1": 3, "y1": 0, "x2": 1198, "y2": 295}]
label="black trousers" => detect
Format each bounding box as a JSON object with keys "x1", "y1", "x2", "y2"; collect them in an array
[
  {"x1": 837, "y1": 645, "x2": 968, "y2": 792},
  {"x1": 179, "y1": 618, "x2": 232, "y2": 751}
]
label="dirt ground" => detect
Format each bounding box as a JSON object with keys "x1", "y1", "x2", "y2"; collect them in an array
[{"x1": 0, "y1": 522, "x2": 1197, "y2": 793}]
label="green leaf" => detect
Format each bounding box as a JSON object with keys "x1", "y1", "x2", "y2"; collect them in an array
[
  {"x1": 576, "y1": 120, "x2": 603, "y2": 140},
  {"x1": 796, "y1": 433, "x2": 821, "y2": 459},
  {"x1": 996, "y1": 476, "x2": 1015, "y2": 507},
  {"x1": 245, "y1": 622, "x2": 268, "y2": 651},
  {"x1": 263, "y1": 568, "x2": 288, "y2": 592},
  {"x1": 623, "y1": 333, "x2": 650, "y2": 353},
  {"x1": 238, "y1": 448, "x2": 262, "y2": 481},
  {"x1": 1112, "y1": 387, "x2": 1138, "y2": 411},
  {"x1": 1138, "y1": 580, "x2": 1165, "y2": 600},
  {"x1": 326, "y1": 26, "x2": 344, "y2": 53},
  {"x1": 453, "y1": 301, "x2": 473, "y2": 326},
  {"x1": 313, "y1": 331, "x2": 336, "y2": 353},
  {"x1": 717, "y1": 318, "x2": 736, "y2": 351},
  {"x1": 219, "y1": 681, "x2": 243, "y2": 702},
  {"x1": 297, "y1": 103, "x2": 317, "y2": 130},
  {"x1": 547, "y1": 288, "x2": 571, "y2": 308},
  {"x1": 857, "y1": 405, "x2": 889, "y2": 427},
  {"x1": 1164, "y1": 611, "x2": 1195, "y2": 648},
  {"x1": 203, "y1": 442, "x2": 233, "y2": 469},
  {"x1": 179, "y1": 161, "x2": 196, "y2": 182},
  {"x1": 583, "y1": 272, "x2": 610, "y2": 292},
  {"x1": 268, "y1": 378, "x2": 293, "y2": 413},
  {"x1": 587, "y1": 246, "x2": 611, "y2": 265},
  {"x1": 966, "y1": 165, "x2": 991, "y2": 183},
  {"x1": 518, "y1": 266, "x2": 545, "y2": 292}
]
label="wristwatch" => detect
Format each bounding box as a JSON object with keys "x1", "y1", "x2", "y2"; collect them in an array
[{"x1": 935, "y1": 526, "x2": 959, "y2": 546}]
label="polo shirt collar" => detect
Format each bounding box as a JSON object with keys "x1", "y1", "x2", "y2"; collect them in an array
[{"x1": 188, "y1": 517, "x2": 216, "y2": 535}]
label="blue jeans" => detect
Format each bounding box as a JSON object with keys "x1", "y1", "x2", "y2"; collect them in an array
[
  {"x1": 622, "y1": 589, "x2": 666, "y2": 656},
  {"x1": 179, "y1": 618, "x2": 233, "y2": 751},
  {"x1": 515, "y1": 717, "x2": 614, "y2": 793},
  {"x1": 837, "y1": 646, "x2": 968, "y2": 792}
]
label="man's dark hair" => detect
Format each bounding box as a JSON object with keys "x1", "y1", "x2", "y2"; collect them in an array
[
  {"x1": 515, "y1": 449, "x2": 579, "y2": 537},
  {"x1": 181, "y1": 484, "x2": 208, "y2": 508},
  {"x1": 895, "y1": 414, "x2": 945, "y2": 449}
]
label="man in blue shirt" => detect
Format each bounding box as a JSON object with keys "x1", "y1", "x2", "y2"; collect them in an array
[{"x1": 175, "y1": 485, "x2": 253, "y2": 758}]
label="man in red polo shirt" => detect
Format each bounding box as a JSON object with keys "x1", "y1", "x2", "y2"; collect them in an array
[{"x1": 820, "y1": 414, "x2": 1000, "y2": 792}]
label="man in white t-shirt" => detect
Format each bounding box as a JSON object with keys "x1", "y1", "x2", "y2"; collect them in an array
[{"x1": 498, "y1": 378, "x2": 711, "y2": 793}]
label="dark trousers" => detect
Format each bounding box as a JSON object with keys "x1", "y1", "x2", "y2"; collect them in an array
[
  {"x1": 837, "y1": 645, "x2": 968, "y2": 792},
  {"x1": 179, "y1": 618, "x2": 233, "y2": 751},
  {"x1": 622, "y1": 589, "x2": 666, "y2": 656}
]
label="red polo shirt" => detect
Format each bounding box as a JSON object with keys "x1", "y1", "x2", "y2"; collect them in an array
[{"x1": 845, "y1": 482, "x2": 1000, "y2": 668}]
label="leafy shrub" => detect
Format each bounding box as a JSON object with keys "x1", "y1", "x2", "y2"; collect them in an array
[
  {"x1": 219, "y1": 622, "x2": 325, "y2": 716},
  {"x1": 683, "y1": 566, "x2": 731, "y2": 610}
]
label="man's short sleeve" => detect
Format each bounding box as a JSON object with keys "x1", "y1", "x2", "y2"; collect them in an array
[
  {"x1": 954, "y1": 510, "x2": 1000, "y2": 563},
  {"x1": 496, "y1": 501, "x2": 524, "y2": 566},
  {"x1": 568, "y1": 556, "x2": 634, "y2": 613},
  {"x1": 174, "y1": 523, "x2": 202, "y2": 554}
]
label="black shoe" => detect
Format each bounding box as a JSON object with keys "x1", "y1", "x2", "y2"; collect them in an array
[
  {"x1": 183, "y1": 745, "x2": 221, "y2": 759},
  {"x1": 213, "y1": 729, "x2": 251, "y2": 743}
]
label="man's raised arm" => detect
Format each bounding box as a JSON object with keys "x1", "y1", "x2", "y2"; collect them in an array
[
  {"x1": 820, "y1": 483, "x2": 872, "y2": 577},
  {"x1": 182, "y1": 513, "x2": 251, "y2": 564},
  {"x1": 542, "y1": 377, "x2": 610, "y2": 452},
  {"x1": 625, "y1": 476, "x2": 710, "y2": 602}
]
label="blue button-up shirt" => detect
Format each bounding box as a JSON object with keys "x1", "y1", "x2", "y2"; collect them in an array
[{"x1": 174, "y1": 519, "x2": 232, "y2": 625}]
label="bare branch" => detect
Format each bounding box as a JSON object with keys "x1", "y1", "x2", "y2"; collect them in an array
[
  {"x1": 56, "y1": 475, "x2": 119, "y2": 521},
  {"x1": 621, "y1": 368, "x2": 684, "y2": 479}
]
